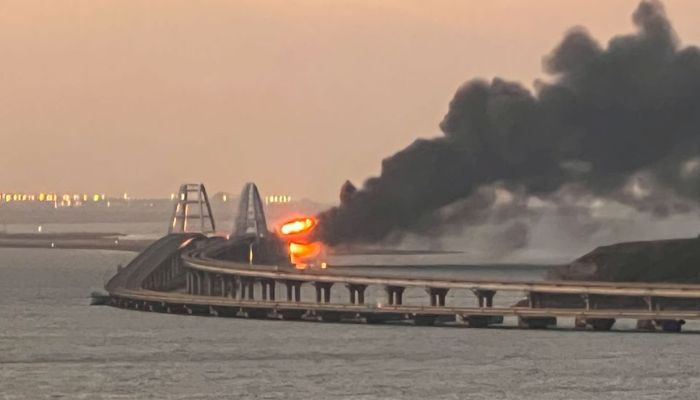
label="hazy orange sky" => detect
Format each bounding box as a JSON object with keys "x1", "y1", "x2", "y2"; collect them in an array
[{"x1": 2, "y1": 0, "x2": 700, "y2": 201}]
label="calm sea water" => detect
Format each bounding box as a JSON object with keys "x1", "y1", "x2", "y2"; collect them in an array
[{"x1": 1, "y1": 247, "x2": 700, "y2": 399}]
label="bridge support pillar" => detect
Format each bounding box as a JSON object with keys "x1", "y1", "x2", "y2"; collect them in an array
[
  {"x1": 427, "y1": 288, "x2": 449, "y2": 306},
  {"x1": 284, "y1": 281, "x2": 303, "y2": 302},
  {"x1": 194, "y1": 271, "x2": 203, "y2": 295},
  {"x1": 239, "y1": 278, "x2": 255, "y2": 300},
  {"x1": 385, "y1": 286, "x2": 405, "y2": 306},
  {"x1": 346, "y1": 284, "x2": 367, "y2": 305},
  {"x1": 260, "y1": 279, "x2": 275, "y2": 301},
  {"x1": 205, "y1": 273, "x2": 213, "y2": 296},
  {"x1": 473, "y1": 290, "x2": 496, "y2": 307},
  {"x1": 313, "y1": 282, "x2": 333, "y2": 303},
  {"x1": 219, "y1": 275, "x2": 227, "y2": 297},
  {"x1": 228, "y1": 276, "x2": 237, "y2": 299}
]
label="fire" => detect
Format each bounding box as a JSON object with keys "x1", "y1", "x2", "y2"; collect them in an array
[
  {"x1": 277, "y1": 215, "x2": 326, "y2": 269},
  {"x1": 289, "y1": 241, "x2": 321, "y2": 259},
  {"x1": 279, "y1": 217, "x2": 316, "y2": 236}
]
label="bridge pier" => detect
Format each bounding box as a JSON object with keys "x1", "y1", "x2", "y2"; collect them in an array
[
  {"x1": 205, "y1": 273, "x2": 213, "y2": 296},
  {"x1": 227, "y1": 276, "x2": 237, "y2": 299},
  {"x1": 239, "y1": 278, "x2": 255, "y2": 300},
  {"x1": 347, "y1": 284, "x2": 367, "y2": 305},
  {"x1": 284, "y1": 280, "x2": 302, "y2": 302},
  {"x1": 313, "y1": 282, "x2": 333, "y2": 303},
  {"x1": 260, "y1": 279, "x2": 276, "y2": 301},
  {"x1": 218, "y1": 274, "x2": 227, "y2": 297},
  {"x1": 473, "y1": 289, "x2": 496, "y2": 307},
  {"x1": 385, "y1": 286, "x2": 405, "y2": 305},
  {"x1": 427, "y1": 287, "x2": 449, "y2": 306}
]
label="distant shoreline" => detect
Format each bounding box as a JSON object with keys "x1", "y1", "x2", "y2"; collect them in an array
[{"x1": 0, "y1": 232, "x2": 151, "y2": 252}]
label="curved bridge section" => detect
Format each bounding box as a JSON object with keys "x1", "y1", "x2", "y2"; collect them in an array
[{"x1": 105, "y1": 233, "x2": 206, "y2": 292}]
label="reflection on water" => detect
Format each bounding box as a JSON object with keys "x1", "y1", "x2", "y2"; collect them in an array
[{"x1": 1, "y1": 248, "x2": 699, "y2": 399}]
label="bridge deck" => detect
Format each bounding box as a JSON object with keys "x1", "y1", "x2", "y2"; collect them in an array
[
  {"x1": 109, "y1": 288, "x2": 700, "y2": 321},
  {"x1": 183, "y1": 256, "x2": 700, "y2": 299}
]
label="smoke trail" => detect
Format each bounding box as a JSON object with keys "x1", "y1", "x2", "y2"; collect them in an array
[{"x1": 317, "y1": 0, "x2": 700, "y2": 246}]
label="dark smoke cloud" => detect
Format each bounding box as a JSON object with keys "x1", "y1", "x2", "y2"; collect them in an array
[{"x1": 316, "y1": 1, "x2": 700, "y2": 246}]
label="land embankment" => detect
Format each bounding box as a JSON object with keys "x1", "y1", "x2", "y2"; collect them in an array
[{"x1": 549, "y1": 237, "x2": 700, "y2": 283}]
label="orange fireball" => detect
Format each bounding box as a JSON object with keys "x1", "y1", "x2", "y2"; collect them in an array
[
  {"x1": 289, "y1": 241, "x2": 321, "y2": 259},
  {"x1": 279, "y1": 217, "x2": 316, "y2": 236}
]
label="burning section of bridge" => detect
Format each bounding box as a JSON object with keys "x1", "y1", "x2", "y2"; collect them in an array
[{"x1": 278, "y1": 217, "x2": 326, "y2": 269}]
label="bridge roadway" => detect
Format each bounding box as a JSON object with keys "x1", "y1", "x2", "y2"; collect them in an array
[
  {"x1": 102, "y1": 246, "x2": 700, "y2": 331},
  {"x1": 109, "y1": 287, "x2": 700, "y2": 322},
  {"x1": 182, "y1": 255, "x2": 700, "y2": 299}
]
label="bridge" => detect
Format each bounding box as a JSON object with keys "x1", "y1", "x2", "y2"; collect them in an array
[{"x1": 102, "y1": 182, "x2": 700, "y2": 333}]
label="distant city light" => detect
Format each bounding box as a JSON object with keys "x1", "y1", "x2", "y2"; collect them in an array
[
  {"x1": 265, "y1": 195, "x2": 292, "y2": 204},
  {"x1": 0, "y1": 191, "x2": 112, "y2": 208}
]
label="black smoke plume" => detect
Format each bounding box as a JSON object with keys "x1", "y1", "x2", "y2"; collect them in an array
[{"x1": 316, "y1": 0, "x2": 700, "y2": 246}]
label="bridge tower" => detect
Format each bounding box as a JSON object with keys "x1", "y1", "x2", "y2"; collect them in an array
[
  {"x1": 168, "y1": 183, "x2": 216, "y2": 234},
  {"x1": 233, "y1": 182, "x2": 268, "y2": 239}
]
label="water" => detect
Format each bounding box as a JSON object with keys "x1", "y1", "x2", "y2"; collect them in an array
[{"x1": 1, "y1": 248, "x2": 700, "y2": 399}]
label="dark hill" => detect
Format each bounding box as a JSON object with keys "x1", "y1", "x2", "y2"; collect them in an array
[{"x1": 548, "y1": 237, "x2": 700, "y2": 283}]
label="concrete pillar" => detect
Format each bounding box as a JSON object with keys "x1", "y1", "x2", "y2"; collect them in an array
[
  {"x1": 315, "y1": 285, "x2": 322, "y2": 303},
  {"x1": 474, "y1": 290, "x2": 496, "y2": 308},
  {"x1": 324, "y1": 286, "x2": 331, "y2": 303},
  {"x1": 284, "y1": 281, "x2": 302, "y2": 302},
  {"x1": 269, "y1": 282, "x2": 276, "y2": 301},
  {"x1": 313, "y1": 282, "x2": 333, "y2": 303},
  {"x1": 247, "y1": 280, "x2": 255, "y2": 300},
  {"x1": 206, "y1": 273, "x2": 212, "y2": 296},
  {"x1": 426, "y1": 288, "x2": 449, "y2": 307},
  {"x1": 259, "y1": 280, "x2": 275, "y2": 301},
  {"x1": 220, "y1": 275, "x2": 226, "y2": 297},
  {"x1": 386, "y1": 286, "x2": 405, "y2": 306},
  {"x1": 230, "y1": 276, "x2": 237, "y2": 299},
  {"x1": 346, "y1": 284, "x2": 367, "y2": 305}
]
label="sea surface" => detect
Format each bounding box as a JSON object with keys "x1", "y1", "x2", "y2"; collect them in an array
[{"x1": 1, "y1": 246, "x2": 700, "y2": 399}]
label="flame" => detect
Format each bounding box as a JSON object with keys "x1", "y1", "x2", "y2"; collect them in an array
[
  {"x1": 289, "y1": 241, "x2": 321, "y2": 259},
  {"x1": 279, "y1": 217, "x2": 316, "y2": 236},
  {"x1": 278, "y1": 215, "x2": 326, "y2": 269}
]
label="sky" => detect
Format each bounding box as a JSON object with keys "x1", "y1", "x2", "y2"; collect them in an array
[{"x1": 2, "y1": 0, "x2": 700, "y2": 202}]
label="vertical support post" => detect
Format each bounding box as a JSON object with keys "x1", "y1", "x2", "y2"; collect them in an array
[
  {"x1": 473, "y1": 290, "x2": 496, "y2": 308},
  {"x1": 230, "y1": 276, "x2": 237, "y2": 299},
  {"x1": 313, "y1": 282, "x2": 333, "y2": 303},
  {"x1": 315, "y1": 285, "x2": 322, "y2": 303},
  {"x1": 426, "y1": 288, "x2": 448, "y2": 307},
  {"x1": 284, "y1": 281, "x2": 302, "y2": 302},
  {"x1": 583, "y1": 294, "x2": 590, "y2": 310},
  {"x1": 324, "y1": 286, "x2": 331, "y2": 303},
  {"x1": 247, "y1": 280, "x2": 255, "y2": 300}
]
